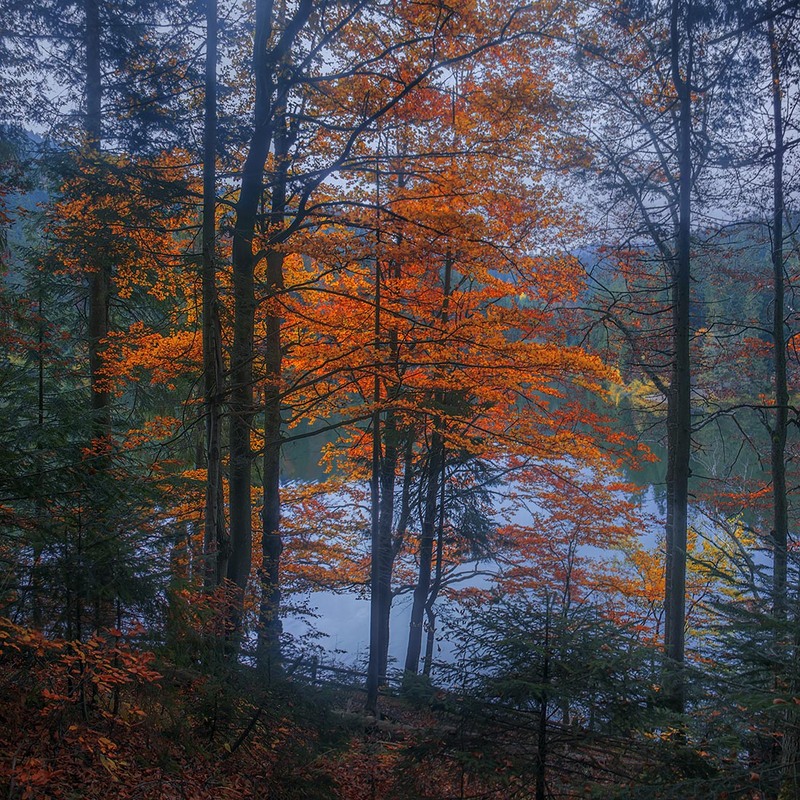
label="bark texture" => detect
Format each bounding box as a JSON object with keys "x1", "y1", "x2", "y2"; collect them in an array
[
  {"x1": 85, "y1": 0, "x2": 110, "y2": 445},
  {"x1": 202, "y1": 0, "x2": 228, "y2": 589},
  {"x1": 663, "y1": 0, "x2": 693, "y2": 713}
]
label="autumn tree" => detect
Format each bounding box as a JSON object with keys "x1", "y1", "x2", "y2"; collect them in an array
[
  {"x1": 223, "y1": 0, "x2": 586, "y2": 671},
  {"x1": 574, "y1": 0, "x2": 749, "y2": 711},
  {"x1": 283, "y1": 137, "x2": 641, "y2": 704}
]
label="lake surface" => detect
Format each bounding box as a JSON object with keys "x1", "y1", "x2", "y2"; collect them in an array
[{"x1": 279, "y1": 408, "x2": 774, "y2": 673}]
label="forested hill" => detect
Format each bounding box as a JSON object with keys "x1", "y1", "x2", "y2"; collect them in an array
[{"x1": 1, "y1": 0, "x2": 799, "y2": 797}]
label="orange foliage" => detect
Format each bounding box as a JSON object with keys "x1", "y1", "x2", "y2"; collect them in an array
[
  {"x1": 102, "y1": 324, "x2": 201, "y2": 394},
  {"x1": 52, "y1": 151, "x2": 195, "y2": 301},
  {"x1": 0, "y1": 617, "x2": 329, "y2": 799}
]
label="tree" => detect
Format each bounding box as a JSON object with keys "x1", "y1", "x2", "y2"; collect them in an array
[
  {"x1": 223, "y1": 0, "x2": 586, "y2": 670},
  {"x1": 574, "y1": 0, "x2": 745, "y2": 711},
  {"x1": 201, "y1": 0, "x2": 227, "y2": 589},
  {"x1": 0, "y1": 0, "x2": 208, "y2": 635},
  {"x1": 283, "y1": 146, "x2": 638, "y2": 696},
  {"x1": 439, "y1": 589, "x2": 664, "y2": 800}
]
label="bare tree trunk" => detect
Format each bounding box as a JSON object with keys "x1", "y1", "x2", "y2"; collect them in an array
[
  {"x1": 378, "y1": 415, "x2": 398, "y2": 656},
  {"x1": 30, "y1": 278, "x2": 46, "y2": 628},
  {"x1": 378, "y1": 430, "x2": 413, "y2": 682},
  {"x1": 422, "y1": 468, "x2": 445, "y2": 677},
  {"x1": 256, "y1": 91, "x2": 290, "y2": 671},
  {"x1": 226, "y1": 0, "x2": 275, "y2": 618},
  {"x1": 372, "y1": 247, "x2": 408, "y2": 693},
  {"x1": 227, "y1": 217, "x2": 256, "y2": 607},
  {"x1": 768, "y1": 11, "x2": 788, "y2": 627},
  {"x1": 228, "y1": 0, "x2": 313, "y2": 655},
  {"x1": 85, "y1": 0, "x2": 110, "y2": 447},
  {"x1": 403, "y1": 432, "x2": 443, "y2": 676},
  {"x1": 404, "y1": 254, "x2": 452, "y2": 678},
  {"x1": 83, "y1": 0, "x2": 114, "y2": 638},
  {"x1": 663, "y1": 0, "x2": 693, "y2": 714},
  {"x1": 367, "y1": 408, "x2": 398, "y2": 711},
  {"x1": 536, "y1": 600, "x2": 550, "y2": 800},
  {"x1": 366, "y1": 206, "x2": 384, "y2": 712},
  {"x1": 258, "y1": 248, "x2": 284, "y2": 673},
  {"x1": 202, "y1": 0, "x2": 228, "y2": 589},
  {"x1": 767, "y1": 10, "x2": 797, "y2": 796},
  {"x1": 367, "y1": 159, "x2": 404, "y2": 709}
]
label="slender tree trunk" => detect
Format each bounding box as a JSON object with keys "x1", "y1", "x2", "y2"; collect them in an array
[
  {"x1": 422, "y1": 606, "x2": 436, "y2": 676},
  {"x1": 422, "y1": 467, "x2": 445, "y2": 677},
  {"x1": 536, "y1": 601, "x2": 550, "y2": 800},
  {"x1": 768, "y1": 12, "x2": 788, "y2": 626},
  {"x1": 663, "y1": 0, "x2": 693, "y2": 714},
  {"x1": 367, "y1": 159, "x2": 401, "y2": 709},
  {"x1": 227, "y1": 222, "x2": 256, "y2": 605},
  {"x1": 404, "y1": 254, "x2": 452, "y2": 677},
  {"x1": 32, "y1": 282, "x2": 45, "y2": 628},
  {"x1": 85, "y1": 0, "x2": 110, "y2": 446},
  {"x1": 257, "y1": 91, "x2": 290, "y2": 670},
  {"x1": 83, "y1": 0, "x2": 115, "y2": 637},
  {"x1": 377, "y1": 414, "x2": 397, "y2": 660},
  {"x1": 367, "y1": 409, "x2": 398, "y2": 711},
  {"x1": 202, "y1": 0, "x2": 227, "y2": 589},
  {"x1": 229, "y1": 0, "x2": 313, "y2": 653},
  {"x1": 373, "y1": 246, "x2": 408, "y2": 690},
  {"x1": 403, "y1": 432, "x2": 443, "y2": 676},
  {"x1": 367, "y1": 207, "x2": 384, "y2": 712},
  {"x1": 258, "y1": 248, "x2": 285, "y2": 672},
  {"x1": 664, "y1": 421, "x2": 675, "y2": 650},
  {"x1": 767, "y1": 12, "x2": 797, "y2": 797},
  {"x1": 378, "y1": 430, "x2": 414, "y2": 682},
  {"x1": 75, "y1": 516, "x2": 84, "y2": 641}
]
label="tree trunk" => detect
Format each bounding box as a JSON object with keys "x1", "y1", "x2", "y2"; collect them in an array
[
  {"x1": 227, "y1": 215, "x2": 256, "y2": 605},
  {"x1": 403, "y1": 432, "x2": 443, "y2": 676},
  {"x1": 85, "y1": 0, "x2": 110, "y2": 446},
  {"x1": 378, "y1": 430, "x2": 414, "y2": 681},
  {"x1": 367, "y1": 408, "x2": 398, "y2": 711},
  {"x1": 202, "y1": 0, "x2": 227, "y2": 589},
  {"x1": 256, "y1": 91, "x2": 290, "y2": 671},
  {"x1": 228, "y1": 0, "x2": 313, "y2": 653},
  {"x1": 767, "y1": 10, "x2": 797, "y2": 797},
  {"x1": 378, "y1": 414, "x2": 398, "y2": 663},
  {"x1": 374, "y1": 250, "x2": 409, "y2": 688},
  {"x1": 367, "y1": 210, "x2": 384, "y2": 712},
  {"x1": 83, "y1": 0, "x2": 114, "y2": 638},
  {"x1": 404, "y1": 254, "x2": 452, "y2": 677},
  {"x1": 367, "y1": 161, "x2": 402, "y2": 709},
  {"x1": 226, "y1": 0, "x2": 275, "y2": 617},
  {"x1": 663, "y1": 0, "x2": 693, "y2": 714},
  {"x1": 258, "y1": 248, "x2": 284, "y2": 673},
  {"x1": 32, "y1": 282, "x2": 45, "y2": 628},
  {"x1": 536, "y1": 601, "x2": 550, "y2": 800},
  {"x1": 768, "y1": 11, "x2": 788, "y2": 626},
  {"x1": 422, "y1": 471, "x2": 445, "y2": 677}
]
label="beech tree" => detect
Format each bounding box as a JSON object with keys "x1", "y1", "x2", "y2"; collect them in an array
[
  {"x1": 283, "y1": 137, "x2": 640, "y2": 705},
  {"x1": 223, "y1": 0, "x2": 584, "y2": 669}
]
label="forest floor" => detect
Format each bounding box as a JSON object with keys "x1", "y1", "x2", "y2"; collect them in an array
[{"x1": 0, "y1": 621, "x2": 765, "y2": 799}]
